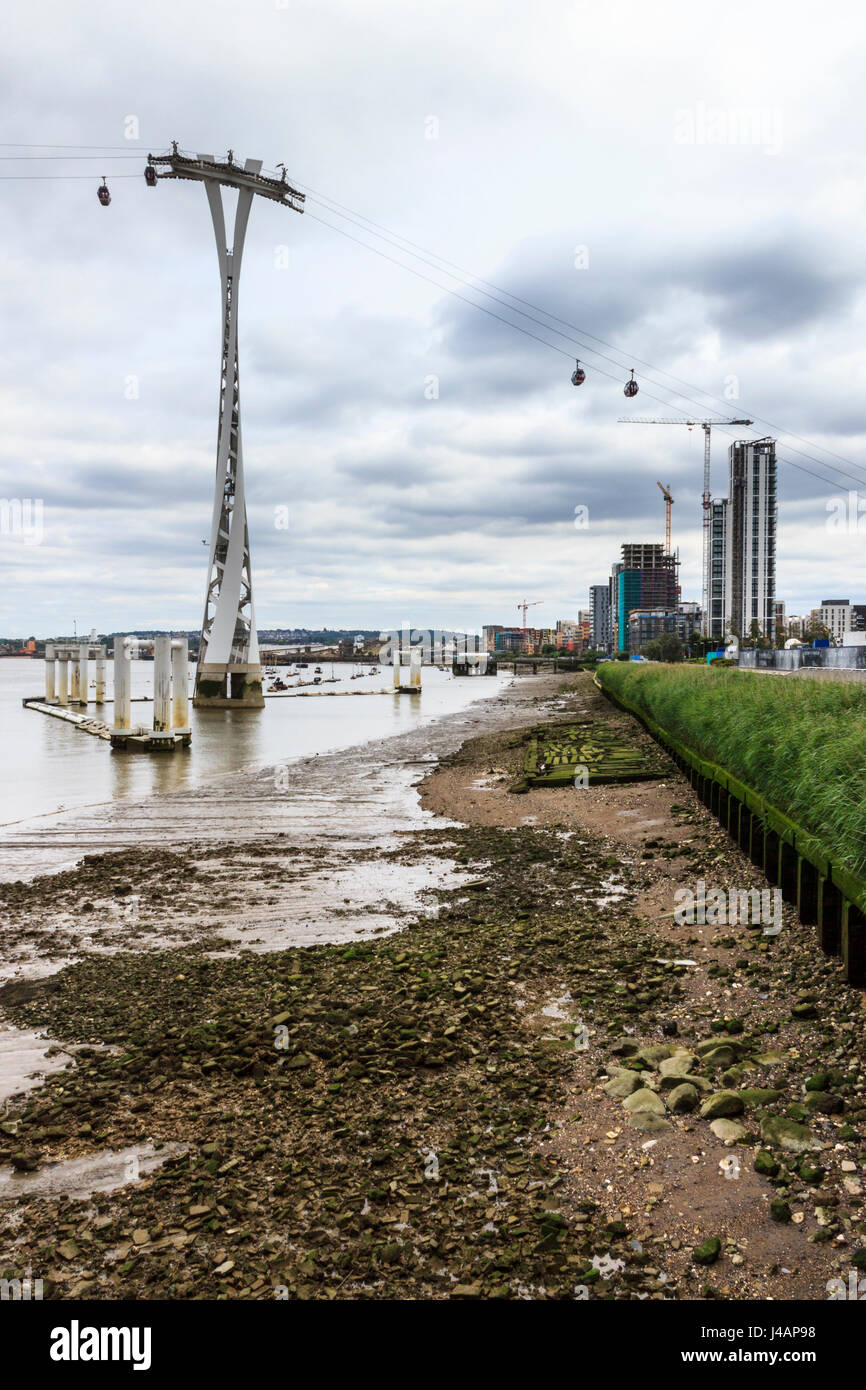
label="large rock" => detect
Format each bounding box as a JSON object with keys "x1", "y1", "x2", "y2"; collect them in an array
[
  {"x1": 710, "y1": 1118, "x2": 747, "y2": 1141},
  {"x1": 634, "y1": 1045, "x2": 676, "y2": 1068},
  {"x1": 667, "y1": 1083, "x2": 700, "y2": 1114},
  {"x1": 659, "y1": 1052, "x2": 697, "y2": 1079},
  {"x1": 803, "y1": 1091, "x2": 843, "y2": 1115},
  {"x1": 738, "y1": 1088, "x2": 784, "y2": 1107},
  {"x1": 760, "y1": 1116, "x2": 821, "y2": 1153},
  {"x1": 604, "y1": 1070, "x2": 643, "y2": 1099},
  {"x1": 623, "y1": 1087, "x2": 665, "y2": 1114},
  {"x1": 696, "y1": 1038, "x2": 745, "y2": 1059},
  {"x1": 700, "y1": 1090, "x2": 745, "y2": 1120},
  {"x1": 626, "y1": 1110, "x2": 673, "y2": 1132},
  {"x1": 659, "y1": 1072, "x2": 712, "y2": 1094}
]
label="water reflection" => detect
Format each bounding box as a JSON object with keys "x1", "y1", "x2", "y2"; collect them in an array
[{"x1": 1, "y1": 657, "x2": 507, "y2": 829}]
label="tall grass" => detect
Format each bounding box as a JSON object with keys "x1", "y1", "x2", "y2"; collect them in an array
[{"x1": 598, "y1": 664, "x2": 866, "y2": 878}]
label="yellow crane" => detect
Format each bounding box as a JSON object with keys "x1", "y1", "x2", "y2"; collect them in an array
[{"x1": 656, "y1": 480, "x2": 674, "y2": 553}]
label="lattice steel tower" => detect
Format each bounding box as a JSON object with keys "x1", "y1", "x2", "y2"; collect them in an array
[{"x1": 148, "y1": 143, "x2": 304, "y2": 706}]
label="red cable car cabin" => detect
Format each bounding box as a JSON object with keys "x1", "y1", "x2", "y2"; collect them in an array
[
  {"x1": 145, "y1": 166, "x2": 157, "y2": 187},
  {"x1": 97, "y1": 178, "x2": 111, "y2": 207}
]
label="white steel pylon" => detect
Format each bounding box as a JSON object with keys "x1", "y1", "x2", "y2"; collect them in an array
[{"x1": 147, "y1": 144, "x2": 304, "y2": 706}]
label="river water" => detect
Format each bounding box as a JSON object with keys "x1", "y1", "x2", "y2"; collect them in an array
[
  {"x1": 0, "y1": 658, "x2": 552, "y2": 1106},
  {"x1": 0, "y1": 656, "x2": 510, "y2": 880}
]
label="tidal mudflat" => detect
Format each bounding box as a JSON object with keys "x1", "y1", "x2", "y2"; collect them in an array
[{"x1": 0, "y1": 674, "x2": 863, "y2": 1300}]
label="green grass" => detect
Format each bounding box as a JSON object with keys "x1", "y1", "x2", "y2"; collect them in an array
[{"x1": 598, "y1": 664, "x2": 866, "y2": 878}]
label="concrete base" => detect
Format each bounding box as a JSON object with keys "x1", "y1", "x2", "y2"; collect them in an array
[
  {"x1": 193, "y1": 662, "x2": 265, "y2": 709},
  {"x1": 110, "y1": 731, "x2": 192, "y2": 752}
]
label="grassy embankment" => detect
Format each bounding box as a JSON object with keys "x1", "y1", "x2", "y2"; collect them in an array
[{"x1": 598, "y1": 663, "x2": 866, "y2": 879}]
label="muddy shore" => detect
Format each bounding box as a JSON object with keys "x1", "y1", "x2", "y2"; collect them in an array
[{"x1": 0, "y1": 672, "x2": 864, "y2": 1300}]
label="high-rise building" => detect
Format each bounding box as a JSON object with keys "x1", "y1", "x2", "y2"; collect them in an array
[
  {"x1": 589, "y1": 586, "x2": 611, "y2": 650},
  {"x1": 708, "y1": 499, "x2": 729, "y2": 640},
  {"x1": 708, "y1": 439, "x2": 777, "y2": 641},
  {"x1": 727, "y1": 439, "x2": 777, "y2": 640},
  {"x1": 609, "y1": 562, "x2": 623, "y2": 652}
]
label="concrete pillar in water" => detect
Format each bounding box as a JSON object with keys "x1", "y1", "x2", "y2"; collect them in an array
[
  {"x1": 410, "y1": 646, "x2": 422, "y2": 690},
  {"x1": 153, "y1": 636, "x2": 172, "y2": 732},
  {"x1": 95, "y1": 657, "x2": 106, "y2": 704},
  {"x1": 114, "y1": 642, "x2": 132, "y2": 732},
  {"x1": 78, "y1": 645, "x2": 89, "y2": 707},
  {"x1": 70, "y1": 654, "x2": 81, "y2": 704},
  {"x1": 57, "y1": 654, "x2": 68, "y2": 706},
  {"x1": 393, "y1": 634, "x2": 401, "y2": 689},
  {"x1": 44, "y1": 642, "x2": 56, "y2": 703},
  {"x1": 171, "y1": 639, "x2": 189, "y2": 730}
]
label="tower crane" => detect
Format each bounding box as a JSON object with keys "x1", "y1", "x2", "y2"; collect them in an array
[
  {"x1": 618, "y1": 417, "x2": 752, "y2": 636},
  {"x1": 656, "y1": 481, "x2": 674, "y2": 554},
  {"x1": 518, "y1": 599, "x2": 542, "y2": 631}
]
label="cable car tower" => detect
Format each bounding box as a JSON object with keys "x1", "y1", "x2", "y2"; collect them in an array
[{"x1": 146, "y1": 143, "x2": 305, "y2": 707}]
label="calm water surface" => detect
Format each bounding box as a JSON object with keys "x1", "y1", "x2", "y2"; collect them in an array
[{"x1": 0, "y1": 657, "x2": 508, "y2": 832}]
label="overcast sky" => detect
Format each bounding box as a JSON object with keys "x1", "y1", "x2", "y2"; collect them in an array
[{"x1": 2, "y1": 0, "x2": 866, "y2": 637}]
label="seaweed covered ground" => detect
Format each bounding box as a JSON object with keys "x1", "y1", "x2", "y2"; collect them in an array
[{"x1": 0, "y1": 674, "x2": 864, "y2": 1301}]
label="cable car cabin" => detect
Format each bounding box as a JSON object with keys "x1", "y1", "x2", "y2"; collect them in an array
[
  {"x1": 623, "y1": 370, "x2": 639, "y2": 398},
  {"x1": 97, "y1": 179, "x2": 111, "y2": 207},
  {"x1": 145, "y1": 166, "x2": 157, "y2": 187},
  {"x1": 570, "y1": 359, "x2": 586, "y2": 386}
]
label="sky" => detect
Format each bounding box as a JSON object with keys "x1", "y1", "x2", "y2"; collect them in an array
[{"x1": 2, "y1": 0, "x2": 866, "y2": 637}]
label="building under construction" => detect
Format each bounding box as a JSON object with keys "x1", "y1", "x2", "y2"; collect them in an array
[{"x1": 613, "y1": 543, "x2": 679, "y2": 651}]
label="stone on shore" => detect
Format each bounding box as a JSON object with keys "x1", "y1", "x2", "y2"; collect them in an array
[
  {"x1": 760, "y1": 1116, "x2": 821, "y2": 1153},
  {"x1": 604, "y1": 1070, "x2": 643, "y2": 1099},
  {"x1": 623, "y1": 1087, "x2": 665, "y2": 1114},
  {"x1": 667, "y1": 1083, "x2": 700, "y2": 1114},
  {"x1": 710, "y1": 1118, "x2": 747, "y2": 1141},
  {"x1": 658, "y1": 1051, "x2": 697, "y2": 1079},
  {"x1": 700, "y1": 1090, "x2": 745, "y2": 1120},
  {"x1": 692, "y1": 1237, "x2": 721, "y2": 1266},
  {"x1": 623, "y1": 1087, "x2": 672, "y2": 1130}
]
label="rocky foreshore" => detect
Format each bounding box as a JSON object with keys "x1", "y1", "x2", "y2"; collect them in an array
[{"x1": 0, "y1": 673, "x2": 864, "y2": 1300}]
